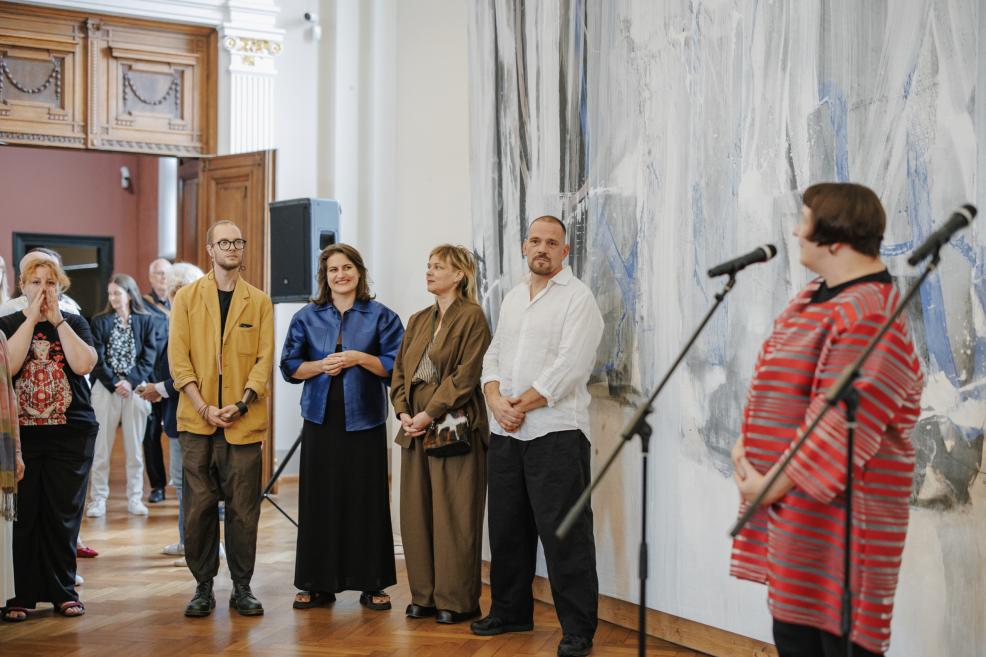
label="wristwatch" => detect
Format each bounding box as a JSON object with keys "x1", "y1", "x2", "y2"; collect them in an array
[{"x1": 235, "y1": 401, "x2": 249, "y2": 416}]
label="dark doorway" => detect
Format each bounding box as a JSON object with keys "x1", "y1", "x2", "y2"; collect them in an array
[{"x1": 12, "y1": 233, "x2": 114, "y2": 320}]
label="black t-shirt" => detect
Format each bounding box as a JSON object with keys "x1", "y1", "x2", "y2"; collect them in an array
[
  {"x1": 0, "y1": 311, "x2": 98, "y2": 427},
  {"x1": 217, "y1": 289, "x2": 234, "y2": 406},
  {"x1": 218, "y1": 289, "x2": 234, "y2": 338}
]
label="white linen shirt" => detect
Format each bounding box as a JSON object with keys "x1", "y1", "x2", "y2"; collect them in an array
[{"x1": 481, "y1": 266, "x2": 603, "y2": 441}]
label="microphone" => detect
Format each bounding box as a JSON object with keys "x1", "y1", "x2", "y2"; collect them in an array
[
  {"x1": 907, "y1": 204, "x2": 977, "y2": 266},
  {"x1": 707, "y1": 244, "x2": 777, "y2": 277}
]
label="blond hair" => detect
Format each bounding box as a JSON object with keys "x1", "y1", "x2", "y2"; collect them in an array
[
  {"x1": 20, "y1": 258, "x2": 71, "y2": 294},
  {"x1": 430, "y1": 244, "x2": 478, "y2": 303}
]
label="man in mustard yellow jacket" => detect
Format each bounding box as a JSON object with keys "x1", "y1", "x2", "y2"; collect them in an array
[{"x1": 169, "y1": 219, "x2": 274, "y2": 618}]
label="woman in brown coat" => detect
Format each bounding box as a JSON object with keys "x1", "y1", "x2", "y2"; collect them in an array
[{"x1": 391, "y1": 244, "x2": 491, "y2": 624}]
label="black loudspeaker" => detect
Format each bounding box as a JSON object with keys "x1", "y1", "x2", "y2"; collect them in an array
[{"x1": 269, "y1": 198, "x2": 341, "y2": 302}]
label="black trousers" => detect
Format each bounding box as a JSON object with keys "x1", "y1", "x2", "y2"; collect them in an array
[
  {"x1": 179, "y1": 431, "x2": 262, "y2": 586},
  {"x1": 488, "y1": 430, "x2": 598, "y2": 639},
  {"x1": 773, "y1": 619, "x2": 884, "y2": 657},
  {"x1": 7, "y1": 425, "x2": 96, "y2": 608},
  {"x1": 143, "y1": 401, "x2": 167, "y2": 490}
]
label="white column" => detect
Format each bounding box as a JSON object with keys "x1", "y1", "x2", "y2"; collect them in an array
[
  {"x1": 217, "y1": 0, "x2": 284, "y2": 153},
  {"x1": 332, "y1": 0, "x2": 364, "y2": 246}
]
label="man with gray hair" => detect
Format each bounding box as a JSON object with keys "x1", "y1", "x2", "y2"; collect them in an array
[{"x1": 141, "y1": 258, "x2": 173, "y2": 504}]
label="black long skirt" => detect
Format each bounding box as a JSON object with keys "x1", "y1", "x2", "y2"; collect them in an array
[{"x1": 294, "y1": 386, "x2": 396, "y2": 594}]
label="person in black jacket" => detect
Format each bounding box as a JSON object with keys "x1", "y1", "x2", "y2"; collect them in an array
[
  {"x1": 141, "y1": 258, "x2": 172, "y2": 504},
  {"x1": 85, "y1": 274, "x2": 159, "y2": 518}
]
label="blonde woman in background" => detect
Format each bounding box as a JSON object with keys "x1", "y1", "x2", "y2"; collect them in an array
[{"x1": 390, "y1": 245, "x2": 491, "y2": 624}]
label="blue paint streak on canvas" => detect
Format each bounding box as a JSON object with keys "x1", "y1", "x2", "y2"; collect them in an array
[
  {"x1": 907, "y1": 131, "x2": 962, "y2": 388},
  {"x1": 598, "y1": 216, "x2": 637, "y2": 375},
  {"x1": 881, "y1": 241, "x2": 914, "y2": 256},
  {"x1": 818, "y1": 81, "x2": 850, "y2": 182},
  {"x1": 690, "y1": 182, "x2": 727, "y2": 368},
  {"x1": 948, "y1": 235, "x2": 978, "y2": 266},
  {"x1": 690, "y1": 182, "x2": 710, "y2": 303}
]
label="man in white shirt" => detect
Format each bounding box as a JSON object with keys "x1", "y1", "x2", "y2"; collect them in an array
[{"x1": 471, "y1": 216, "x2": 604, "y2": 657}]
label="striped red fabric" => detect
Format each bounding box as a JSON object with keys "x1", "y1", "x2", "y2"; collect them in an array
[{"x1": 730, "y1": 279, "x2": 923, "y2": 655}]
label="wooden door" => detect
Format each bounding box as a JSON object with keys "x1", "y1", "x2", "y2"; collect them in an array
[{"x1": 177, "y1": 149, "x2": 277, "y2": 486}]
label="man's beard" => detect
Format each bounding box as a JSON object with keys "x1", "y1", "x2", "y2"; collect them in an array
[
  {"x1": 527, "y1": 257, "x2": 552, "y2": 275},
  {"x1": 216, "y1": 258, "x2": 241, "y2": 272}
]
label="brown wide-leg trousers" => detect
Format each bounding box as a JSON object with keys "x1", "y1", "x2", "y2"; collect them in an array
[{"x1": 399, "y1": 432, "x2": 486, "y2": 613}]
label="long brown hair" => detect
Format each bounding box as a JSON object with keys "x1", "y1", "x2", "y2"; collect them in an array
[
  {"x1": 429, "y1": 244, "x2": 478, "y2": 303},
  {"x1": 99, "y1": 273, "x2": 148, "y2": 316},
  {"x1": 311, "y1": 243, "x2": 374, "y2": 306}
]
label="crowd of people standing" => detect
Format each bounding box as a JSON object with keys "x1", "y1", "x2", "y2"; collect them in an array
[{"x1": 0, "y1": 183, "x2": 923, "y2": 657}]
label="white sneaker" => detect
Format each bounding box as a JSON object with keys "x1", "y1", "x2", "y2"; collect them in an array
[
  {"x1": 172, "y1": 557, "x2": 186, "y2": 567},
  {"x1": 85, "y1": 500, "x2": 106, "y2": 517},
  {"x1": 127, "y1": 498, "x2": 149, "y2": 516},
  {"x1": 219, "y1": 541, "x2": 226, "y2": 561},
  {"x1": 161, "y1": 543, "x2": 185, "y2": 556},
  {"x1": 75, "y1": 574, "x2": 84, "y2": 586}
]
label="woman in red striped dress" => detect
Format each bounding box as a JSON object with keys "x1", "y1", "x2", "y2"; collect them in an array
[{"x1": 730, "y1": 183, "x2": 923, "y2": 657}]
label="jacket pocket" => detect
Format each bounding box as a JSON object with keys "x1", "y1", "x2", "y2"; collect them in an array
[{"x1": 236, "y1": 326, "x2": 260, "y2": 356}]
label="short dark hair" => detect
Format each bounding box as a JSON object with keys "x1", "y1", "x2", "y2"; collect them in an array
[
  {"x1": 312, "y1": 243, "x2": 374, "y2": 306},
  {"x1": 530, "y1": 215, "x2": 567, "y2": 237},
  {"x1": 802, "y1": 183, "x2": 885, "y2": 257}
]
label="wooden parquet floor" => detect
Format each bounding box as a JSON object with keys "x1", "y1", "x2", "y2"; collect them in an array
[{"x1": 0, "y1": 438, "x2": 708, "y2": 657}]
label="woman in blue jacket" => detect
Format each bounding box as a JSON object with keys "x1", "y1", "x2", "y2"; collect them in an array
[{"x1": 280, "y1": 244, "x2": 404, "y2": 611}]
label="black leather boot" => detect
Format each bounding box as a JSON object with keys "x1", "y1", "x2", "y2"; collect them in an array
[
  {"x1": 184, "y1": 580, "x2": 215, "y2": 617},
  {"x1": 229, "y1": 582, "x2": 264, "y2": 616}
]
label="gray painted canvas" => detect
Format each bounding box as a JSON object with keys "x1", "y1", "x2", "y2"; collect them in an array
[{"x1": 468, "y1": 1, "x2": 986, "y2": 655}]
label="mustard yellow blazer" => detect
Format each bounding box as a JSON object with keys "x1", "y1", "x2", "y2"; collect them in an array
[{"x1": 168, "y1": 271, "x2": 274, "y2": 444}]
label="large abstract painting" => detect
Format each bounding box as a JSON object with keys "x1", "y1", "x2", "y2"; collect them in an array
[{"x1": 468, "y1": 2, "x2": 986, "y2": 654}]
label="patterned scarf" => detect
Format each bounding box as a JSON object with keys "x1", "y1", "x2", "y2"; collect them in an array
[{"x1": 0, "y1": 332, "x2": 19, "y2": 520}]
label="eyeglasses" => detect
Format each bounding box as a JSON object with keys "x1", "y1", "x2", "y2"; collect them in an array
[{"x1": 213, "y1": 239, "x2": 247, "y2": 251}]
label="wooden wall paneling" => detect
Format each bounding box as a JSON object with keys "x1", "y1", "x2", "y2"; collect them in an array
[
  {"x1": 0, "y1": 6, "x2": 86, "y2": 147},
  {"x1": 88, "y1": 17, "x2": 213, "y2": 156},
  {"x1": 176, "y1": 157, "x2": 202, "y2": 269}
]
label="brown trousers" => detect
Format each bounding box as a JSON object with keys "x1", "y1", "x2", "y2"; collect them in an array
[
  {"x1": 399, "y1": 432, "x2": 486, "y2": 613},
  {"x1": 179, "y1": 431, "x2": 262, "y2": 586}
]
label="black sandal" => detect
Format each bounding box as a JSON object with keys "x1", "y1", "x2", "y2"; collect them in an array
[
  {"x1": 55, "y1": 600, "x2": 85, "y2": 617},
  {"x1": 293, "y1": 591, "x2": 335, "y2": 609},
  {"x1": 359, "y1": 590, "x2": 391, "y2": 611},
  {"x1": 1, "y1": 606, "x2": 28, "y2": 622}
]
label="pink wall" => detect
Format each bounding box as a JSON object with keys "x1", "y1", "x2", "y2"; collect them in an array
[{"x1": 0, "y1": 145, "x2": 160, "y2": 294}]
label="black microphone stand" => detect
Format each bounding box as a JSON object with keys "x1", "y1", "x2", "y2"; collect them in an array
[
  {"x1": 557, "y1": 273, "x2": 739, "y2": 657},
  {"x1": 730, "y1": 251, "x2": 942, "y2": 657},
  {"x1": 259, "y1": 431, "x2": 302, "y2": 527}
]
